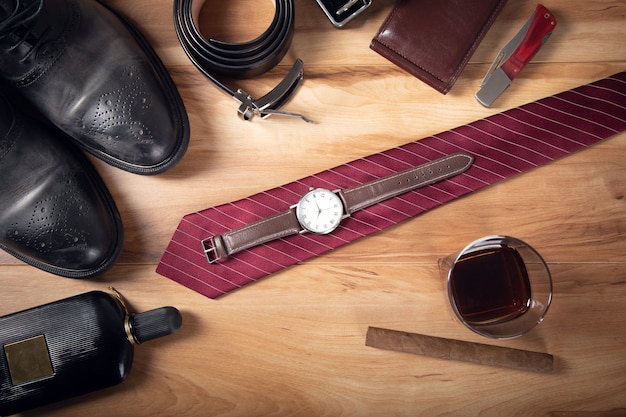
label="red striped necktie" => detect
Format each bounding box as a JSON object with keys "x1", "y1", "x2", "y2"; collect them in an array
[{"x1": 157, "y1": 71, "x2": 626, "y2": 299}]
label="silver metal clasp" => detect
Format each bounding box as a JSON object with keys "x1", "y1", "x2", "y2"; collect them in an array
[
  {"x1": 316, "y1": 0, "x2": 372, "y2": 28},
  {"x1": 201, "y1": 238, "x2": 220, "y2": 264},
  {"x1": 233, "y1": 58, "x2": 313, "y2": 123}
]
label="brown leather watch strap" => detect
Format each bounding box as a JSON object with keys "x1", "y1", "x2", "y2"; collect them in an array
[
  {"x1": 203, "y1": 208, "x2": 302, "y2": 263},
  {"x1": 203, "y1": 153, "x2": 473, "y2": 263},
  {"x1": 338, "y1": 153, "x2": 474, "y2": 214}
]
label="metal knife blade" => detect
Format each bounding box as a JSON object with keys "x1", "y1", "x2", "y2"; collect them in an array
[{"x1": 475, "y1": 4, "x2": 557, "y2": 107}]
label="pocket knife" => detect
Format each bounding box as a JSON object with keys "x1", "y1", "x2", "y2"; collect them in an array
[{"x1": 475, "y1": 4, "x2": 557, "y2": 107}]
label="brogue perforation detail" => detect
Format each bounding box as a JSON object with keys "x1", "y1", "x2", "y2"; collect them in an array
[
  {"x1": 7, "y1": 172, "x2": 90, "y2": 254},
  {"x1": 85, "y1": 65, "x2": 154, "y2": 146},
  {"x1": 4, "y1": 0, "x2": 80, "y2": 88}
]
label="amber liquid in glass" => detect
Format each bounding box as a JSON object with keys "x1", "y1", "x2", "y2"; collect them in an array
[{"x1": 449, "y1": 244, "x2": 531, "y2": 326}]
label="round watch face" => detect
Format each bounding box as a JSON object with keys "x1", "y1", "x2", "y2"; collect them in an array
[{"x1": 295, "y1": 188, "x2": 344, "y2": 234}]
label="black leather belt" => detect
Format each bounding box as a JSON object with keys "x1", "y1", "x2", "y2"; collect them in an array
[{"x1": 173, "y1": 0, "x2": 310, "y2": 122}]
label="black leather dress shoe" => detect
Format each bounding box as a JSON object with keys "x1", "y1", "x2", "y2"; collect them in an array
[
  {"x1": 0, "y1": 0, "x2": 190, "y2": 175},
  {"x1": 0, "y1": 92, "x2": 124, "y2": 278}
]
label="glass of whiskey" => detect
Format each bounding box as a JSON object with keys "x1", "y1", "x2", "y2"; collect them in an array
[{"x1": 439, "y1": 235, "x2": 552, "y2": 339}]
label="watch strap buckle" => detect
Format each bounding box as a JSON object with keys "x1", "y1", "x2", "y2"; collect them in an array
[{"x1": 202, "y1": 236, "x2": 226, "y2": 264}]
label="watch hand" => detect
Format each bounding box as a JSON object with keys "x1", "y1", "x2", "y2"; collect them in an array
[{"x1": 313, "y1": 195, "x2": 322, "y2": 214}]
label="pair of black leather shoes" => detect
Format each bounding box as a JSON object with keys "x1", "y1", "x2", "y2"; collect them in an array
[{"x1": 1, "y1": 0, "x2": 190, "y2": 277}]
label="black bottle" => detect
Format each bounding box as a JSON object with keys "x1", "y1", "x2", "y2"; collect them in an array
[{"x1": 0, "y1": 288, "x2": 182, "y2": 415}]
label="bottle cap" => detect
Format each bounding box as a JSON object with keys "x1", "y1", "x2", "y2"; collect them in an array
[{"x1": 129, "y1": 307, "x2": 182, "y2": 344}]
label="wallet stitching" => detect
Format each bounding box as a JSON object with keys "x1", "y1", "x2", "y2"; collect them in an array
[
  {"x1": 375, "y1": 40, "x2": 447, "y2": 85},
  {"x1": 372, "y1": 2, "x2": 445, "y2": 82},
  {"x1": 372, "y1": 0, "x2": 508, "y2": 89},
  {"x1": 451, "y1": 0, "x2": 509, "y2": 81}
]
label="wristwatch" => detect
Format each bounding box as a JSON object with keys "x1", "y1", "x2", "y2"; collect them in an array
[{"x1": 202, "y1": 153, "x2": 473, "y2": 263}]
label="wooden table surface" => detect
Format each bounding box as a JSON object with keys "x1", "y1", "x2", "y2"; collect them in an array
[{"x1": 2, "y1": 0, "x2": 625, "y2": 416}]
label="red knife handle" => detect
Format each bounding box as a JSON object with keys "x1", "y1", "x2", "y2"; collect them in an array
[{"x1": 501, "y1": 4, "x2": 557, "y2": 80}]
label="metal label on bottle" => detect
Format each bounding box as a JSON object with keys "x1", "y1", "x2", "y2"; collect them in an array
[{"x1": 4, "y1": 335, "x2": 54, "y2": 385}]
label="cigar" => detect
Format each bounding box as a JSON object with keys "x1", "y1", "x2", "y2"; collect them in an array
[{"x1": 365, "y1": 327, "x2": 553, "y2": 373}]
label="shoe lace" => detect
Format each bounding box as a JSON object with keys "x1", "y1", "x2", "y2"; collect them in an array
[{"x1": 0, "y1": 0, "x2": 49, "y2": 63}]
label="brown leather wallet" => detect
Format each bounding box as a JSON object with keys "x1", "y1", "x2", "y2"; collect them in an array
[{"x1": 370, "y1": 0, "x2": 509, "y2": 94}]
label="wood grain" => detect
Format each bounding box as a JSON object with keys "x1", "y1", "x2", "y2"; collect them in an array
[{"x1": 1, "y1": 1, "x2": 625, "y2": 416}]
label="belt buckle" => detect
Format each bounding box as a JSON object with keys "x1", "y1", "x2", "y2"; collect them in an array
[
  {"x1": 233, "y1": 58, "x2": 313, "y2": 123},
  {"x1": 316, "y1": 0, "x2": 372, "y2": 28}
]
